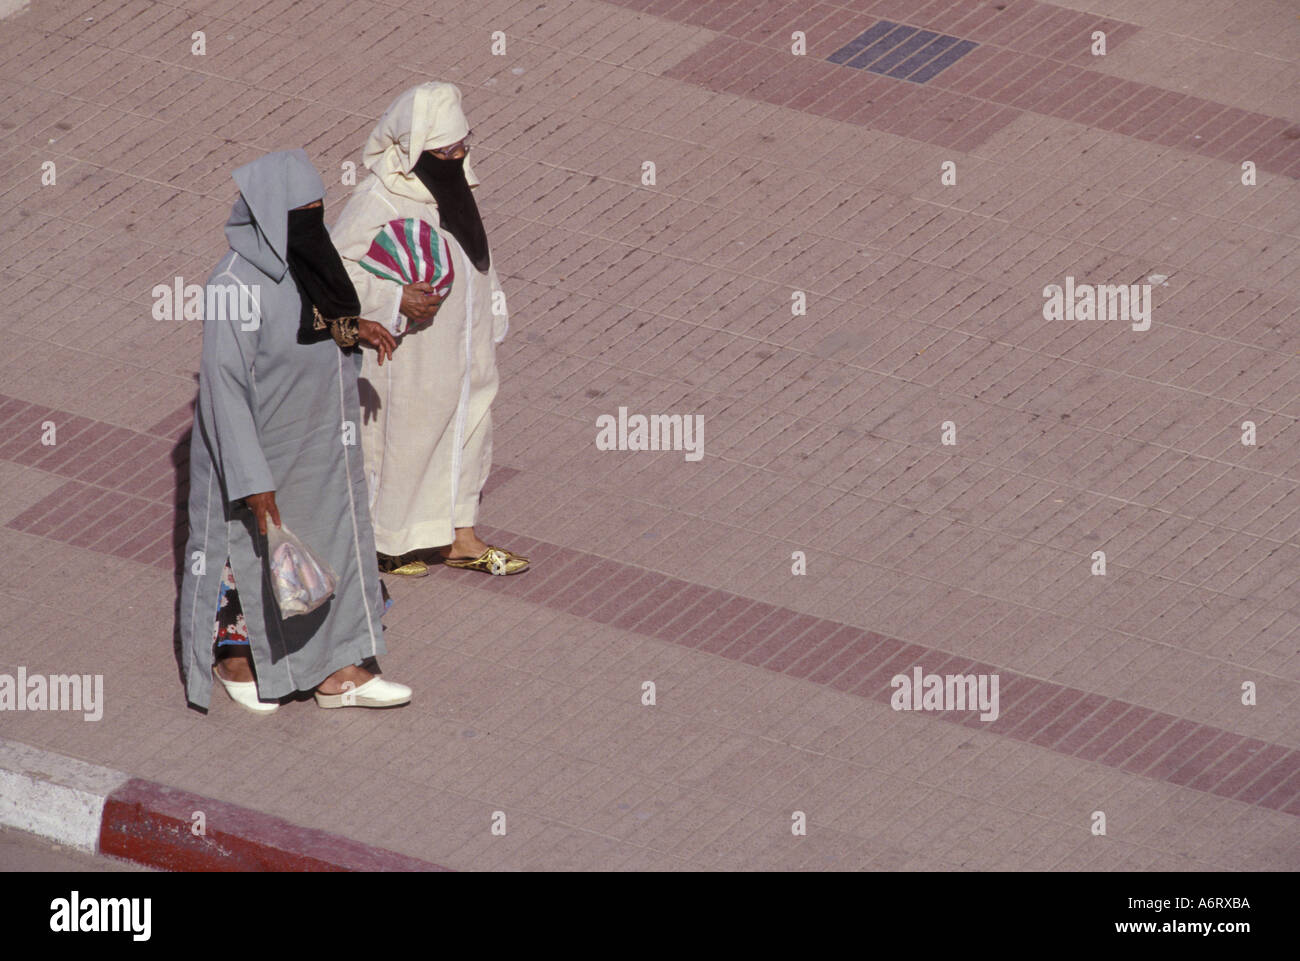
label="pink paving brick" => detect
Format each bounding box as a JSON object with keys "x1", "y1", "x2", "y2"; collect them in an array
[
  {"x1": 1071, "y1": 705, "x2": 1148, "y2": 762},
  {"x1": 948, "y1": 104, "x2": 1019, "y2": 151},
  {"x1": 583, "y1": 570, "x2": 661, "y2": 624},
  {"x1": 0, "y1": 396, "x2": 33, "y2": 429},
  {"x1": 1054, "y1": 699, "x2": 1127, "y2": 756},
  {"x1": 739, "y1": 611, "x2": 824, "y2": 667},
  {"x1": 66, "y1": 429, "x2": 144, "y2": 482},
  {"x1": 790, "y1": 63, "x2": 864, "y2": 112},
  {"x1": 1187, "y1": 737, "x2": 1272, "y2": 794},
  {"x1": 1085, "y1": 80, "x2": 1151, "y2": 130},
  {"x1": 993, "y1": 55, "x2": 1058, "y2": 107},
  {"x1": 1096, "y1": 710, "x2": 1179, "y2": 767},
  {"x1": 696, "y1": 598, "x2": 783, "y2": 654},
  {"x1": 984, "y1": 3, "x2": 1054, "y2": 45},
  {"x1": 1155, "y1": 99, "x2": 1226, "y2": 148},
  {"x1": 1121, "y1": 718, "x2": 1201, "y2": 776},
  {"x1": 849, "y1": 643, "x2": 932, "y2": 699},
  {"x1": 984, "y1": 676, "x2": 1057, "y2": 730},
  {"x1": 1140, "y1": 93, "x2": 1200, "y2": 142},
  {"x1": 714, "y1": 605, "x2": 800, "y2": 659},
  {"x1": 1253, "y1": 764, "x2": 1300, "y2": 812},
  {"x1": 645, "y1": 582, "x2": 725, "y2": 637},
  {"x1": 522, "y1": 553, "x2": 602, "y2": 600},
  {"x1": 564, "y1": 565, "x2": 646, "y2": 617},
  {"x1": 681, "y1": 595, "x2": 764, "y2": 650},
  {"x1": 74, "y1": 500, "x2": 157, "y2": 552},
  {"x1": 549, "y1": 561, "x2": 633, "y2": 614},
  {"x1": 42, "y1": 487, "x2": 126, "y2": 543},
  {"x1": 1203, "y1": 112, "x2": 1274, "y2": 159},
  {"x1": 1009, "y1": 62, "x2": 1084, "y2": 113},
  {"x1": 1235, "y1": 751, "x2": 1298, "y2": 805},
  {"x1": 918, "y1": 0, "x2": 978, "y2": 32},
  {"x1": 1167, "y1": 732, "x2": 1246, "y2": 789},
  {"x1": 954, "y1": 47, "x2": 1024, "y2": 98},
  {"x1": 515, "y1": 550, "x2": 586, "y2": 603},
  {"x1": 1036, "y1": 9, "x2": 1098, "y2": 59},
  {"x1": 1144, "y1": 725, "x2": 1223, "y2": 781},
  {"x1": 1005, "y1": 686, "x2": 1086, "y2": 740},
  {"x1": 1028, "y1": 692, "x2": 1108, "y2": 750},
  {"x1": 6, "y1": 481, "x2": 86, "y2": 535},
  {"x1": 1217, "y1": 744, "x2": 1291, "y2": 800},
  {"x1": 145, "y1": 402, "x2": 195, "y2": 439},
  {"x1": 1113, "y1": 89, "x2": 1184, "y2": 138},
  {"x1": 735, "y1": 1, "x2": 808, "y2": 44},
  {"x1": 960, "y1": 0, "x2": 1032, "y2": 41},
  {"x1": 805, "y1": 633, "x2": 874, "y2": 685},
  {"x1": 24, "y1": 416, "x2": 97, "y2": 469},
  {"x1": 1043, "y1": 70, "x2": 1112, "y2": 120},
  {"x1": 771, "y1": 620, "x2": 854, "y2": 676},
  {"x1": 0, "y1": 408, "x2": 60, "y2": 460},
  {"x1": 783, "y1": 623, "x2": 867, "y2": 680}
]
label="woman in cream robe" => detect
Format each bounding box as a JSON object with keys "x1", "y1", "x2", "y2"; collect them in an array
[{"x1": 332, "y1": 82, "x2": 527, "y2": 577}]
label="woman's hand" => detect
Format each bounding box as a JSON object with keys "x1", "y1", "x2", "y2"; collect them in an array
[
  {"x1": 357, "y1": 320, "x2": 397, "y2": 365},
  {"x1": 244, "y1": 491, "x2": 280, "y2": 535},
  {"x1": 400, "y1": 282, "x2": 444, "y2": 323}
]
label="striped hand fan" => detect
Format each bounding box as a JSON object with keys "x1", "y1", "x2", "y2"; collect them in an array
[{"x1": 358, "y1": 218, "x2": 455, "y2": 297}]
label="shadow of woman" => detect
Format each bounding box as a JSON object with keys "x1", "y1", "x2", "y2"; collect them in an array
[{"x1": 169, "y1": 388, "x2": 196, "y2": 704}]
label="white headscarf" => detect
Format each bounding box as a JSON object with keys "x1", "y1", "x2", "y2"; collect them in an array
[{"x1": 363, "y1": 82, "x2": 479, "y2": 202}]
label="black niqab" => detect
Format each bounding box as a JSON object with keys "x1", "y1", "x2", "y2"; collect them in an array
[
  {"x1": 286, "y1": 204, "x2": 362, "y2": 344},
  {"x1": 413, "y1": 151, "x2": 490, "y2": 273}
]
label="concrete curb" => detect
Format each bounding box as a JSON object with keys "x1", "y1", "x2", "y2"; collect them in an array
[{"x1": 0, "y1": 737, "x2": 450, "y2": 872}]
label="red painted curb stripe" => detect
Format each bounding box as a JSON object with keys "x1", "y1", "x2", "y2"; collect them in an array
[{"x1": 99, "y1": 778, "x2": 451, "y2": 872}]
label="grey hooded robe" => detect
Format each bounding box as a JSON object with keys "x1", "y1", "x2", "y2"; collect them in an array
[{"x1": 179, "y1": 149, "x2": 386, "y2": 710}]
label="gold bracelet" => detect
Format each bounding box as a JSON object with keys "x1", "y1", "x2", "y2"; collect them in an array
[{"x1": 312, "y1": 306, "x2": 361, "y2": 348}]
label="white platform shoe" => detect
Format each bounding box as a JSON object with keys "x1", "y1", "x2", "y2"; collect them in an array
[
  {"x1": 213, "y1": 664, "x2": 280, "y2": 714},
  {"x1": 314, "y1": 676, "x2": 412, "y2": 709}
]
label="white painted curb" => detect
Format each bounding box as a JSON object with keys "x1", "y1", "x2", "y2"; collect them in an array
[{"x1": 0, "y1": 737, "x2": 129, "y2": 852}]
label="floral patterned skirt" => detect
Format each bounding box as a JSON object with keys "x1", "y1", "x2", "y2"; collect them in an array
[{"x1": 214, "y1": 559, "x2": 250, "y2": 647}]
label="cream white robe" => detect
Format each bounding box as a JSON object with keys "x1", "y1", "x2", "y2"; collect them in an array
[{"x1": 331, "y1": 174, "x2": 507, "y2": 555}]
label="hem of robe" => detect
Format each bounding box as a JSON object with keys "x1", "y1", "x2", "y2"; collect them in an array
[
  {"x1": 366, "y1": 394, "x2": 493, "y2": 556},
  {"x1": 186, "y1": 621, "x2": 387, "y2": 710},
  {"x1": 372, "y1": 516, "x2": 474, "y2": 556}
]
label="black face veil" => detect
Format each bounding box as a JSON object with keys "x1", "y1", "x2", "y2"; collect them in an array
[
  {"x1": 413, "y1": 151, "x2": 491, "y2": 273},
  {"x1": 285, "y1": 204, "x2": 363, "y2": 344}
]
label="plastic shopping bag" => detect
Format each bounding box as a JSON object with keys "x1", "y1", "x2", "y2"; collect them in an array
[{"x1": 265, "y1": 522, "x2": 337, "y2": 617}]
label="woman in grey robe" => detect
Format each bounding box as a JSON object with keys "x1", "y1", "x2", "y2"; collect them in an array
[{"x1": 179, "y1": 148, "x2": 412, "y2": 714}]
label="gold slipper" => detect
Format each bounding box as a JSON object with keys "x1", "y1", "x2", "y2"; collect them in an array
[
  {"x1": 442, "y1": 545, "x2": 529, "y2": 575},
  {"x1": 377, "y1": 552, "x2": 430, "y2": 577}
]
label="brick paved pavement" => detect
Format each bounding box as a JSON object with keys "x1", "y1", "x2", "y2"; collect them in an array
[{"x1": 0, "y1": 0, "x2": 1296, "y2": 869}]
